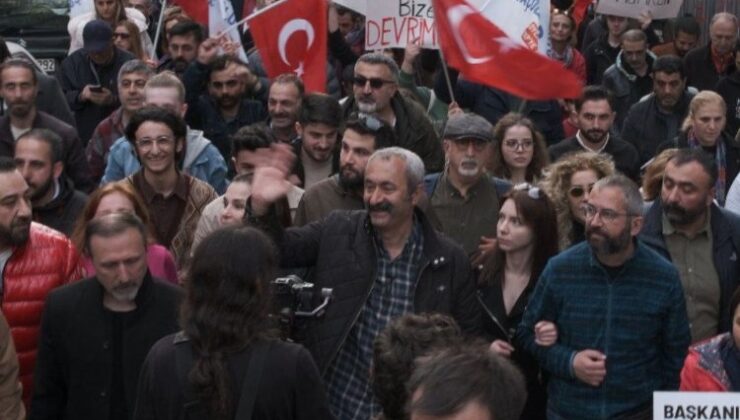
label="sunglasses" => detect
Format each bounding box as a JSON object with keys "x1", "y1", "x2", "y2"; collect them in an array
[
  {"x1": 113, "y1": 32, "x2": 131, "y2": 40},
  {"x1": 353, "y1": 75, "x2": 395, "y2": 89},
  {"x1": 568, "y1": 183, "x2": 594, "y2": 198}
]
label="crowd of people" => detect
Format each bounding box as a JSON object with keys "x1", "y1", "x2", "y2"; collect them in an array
[{"x1": 0, "y1": 0, "x2": 739, "y2": 419}]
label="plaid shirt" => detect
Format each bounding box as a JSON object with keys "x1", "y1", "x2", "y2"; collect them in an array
[
  {"x1": 515, "y1": 240, "x2": 690, "y2": 419},
  {"x1": 324, "y1": 220, "x2": 424, "y2": 420}
]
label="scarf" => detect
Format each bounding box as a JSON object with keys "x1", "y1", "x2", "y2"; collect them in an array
[
  {"x1": 548, "y1": 43, "x2": 574, "y2": 68},
  {"x1": 687, "y1": 128, "x2": 727, "y2": 206}
]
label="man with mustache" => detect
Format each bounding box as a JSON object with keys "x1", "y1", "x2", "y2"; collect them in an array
[
  {"x1": 621, "y1": 55, "x2": 696, "y2": 166},
  {"x1": 0, "y1": 157, "x2": 84, "y2": 406},
  {"x1": 549, "y1": 86, "x2": 640, "y2": 181},
  {"x1": 294, "y1": 114, "x2": 395, "y2": 226},
  {"x1": 30, "y1": 213, "x2": 182, "y2": 420},
  {"x1": 183, "y1": 39, "x2": 267, "y2": 160},
  {"x1": 640, "y1": 148, "x2": 740, "y2": 343},
  {"x1": 425, "y1": 112, "x2": 509, "y2": 256},
  {"x1": 291, "y1": 93, "x2": 343, "y2": 189},
  {"x1": 246, "y1": 146, "x2": 479, "y2": 420},
  {"x1": 517, "y1": 174, "x2": 690, "y2": 420},
  {"x1": 0, "y1": 59, "x2": 93, "y2": 192},
  {"x1": 157, "y1": 20, "x2": 203, "y2": 77},
  {"x1": 87, "y1": 60, "x2": 154, "y2": 183},
  {"x1": 14, "y1": 129, "x2": 88, "y2": 236}
]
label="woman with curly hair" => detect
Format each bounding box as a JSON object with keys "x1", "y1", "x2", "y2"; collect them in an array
[
  {"x1": 540, "y1": 151, "x2": 615, "y2": 250},
  {"x1": 490, "y1": 113, "x2": 550, "y2": 184},
  {"x1": 133, "y1": 227, "x2": 333, "y2": 420}
]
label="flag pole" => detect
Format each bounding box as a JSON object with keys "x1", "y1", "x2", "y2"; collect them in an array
[
  {"x1": 150, "y1": 0, "x2": 168, "y2": 59},
  {"x1": 437, "y1": 47, "x2": 456, "y2": 103}
]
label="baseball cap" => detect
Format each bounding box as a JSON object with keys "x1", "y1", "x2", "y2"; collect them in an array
[
  {"x1": 444, "y1": 113, "x2": 494, "y2": 142},
  {"x1": 83, "y1": 20, "x2": 113, "y2": 54}
]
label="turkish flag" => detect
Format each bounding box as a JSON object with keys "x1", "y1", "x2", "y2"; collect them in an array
[
  {"x1": 572, "y1": 0, "x2": 592, "y2": 26},
  {"x1": 433, "y1": 0, "x2": 583, "y2": 100},
  {"x1": 172, "y1": 0, "x2": 208, "y2": 25},
  {"x1": 247, "y1": 0, "x2": 327, "y2": 93}
]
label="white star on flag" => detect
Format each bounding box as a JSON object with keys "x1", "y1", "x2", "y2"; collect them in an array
[{"x1": 295, "y1": 62, "x2": 306, "y2": 78}]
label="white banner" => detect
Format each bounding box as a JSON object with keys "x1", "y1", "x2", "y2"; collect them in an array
[
  {"x1": 653, "y1": 392, "x2": 740, "y2": 420},
  {"x1": 209, "y1": 0, "x2": 249, "y2": 63},
  {"x1": 596, "y1": 0, "x2": 684, "y2": 20},
  {"x1": 365, "y1": 0, "x2": 437, "y2": 50}
]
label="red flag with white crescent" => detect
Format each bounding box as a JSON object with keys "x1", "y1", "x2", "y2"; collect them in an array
[
  {"x1": 247, "y1": 0, "x2": 327, "y2": 93},
  {"x1": 433, "y1": 0, "x2": 583, "y2": 100}
]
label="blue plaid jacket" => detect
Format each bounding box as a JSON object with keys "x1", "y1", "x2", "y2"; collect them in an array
[{"x1": 515, "y1": 240, "x2": 690, "y2": 420}]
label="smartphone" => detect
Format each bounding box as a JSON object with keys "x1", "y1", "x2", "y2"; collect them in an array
[{"x1": 89, "y1": 85, "x2": 103, "y2": 93}]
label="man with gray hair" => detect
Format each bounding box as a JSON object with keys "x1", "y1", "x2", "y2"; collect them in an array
[
  {"x1": 602, "y1": 29, "x2": 656, "y2": 130},
  {"x1": 424, "y1": 112, "x2": 509, "y2": 256},
  {"x1": 246, "y1": 144, "x2": 479, "y2": 420},
  {"x1": 516, "y1": 174, "x2": 690, "y2": 419},
  {"x1": 684, "y1": 12, "x2": 739, "y2": 91},
  {"x1": 87, "y1": 59, "x2": 154, "y2": 183},
  {"x1": 342, "y1": 52, "x2": 444, "y2": 172},
  {"x1": 31, "y1": 212, "x2": 182, "y2": 420}
]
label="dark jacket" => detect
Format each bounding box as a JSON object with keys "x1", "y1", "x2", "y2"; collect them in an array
[
  {"x1": 290, "y1": 138, "x2": 340, "y2": 188},
  {"x1": 602, "y1": 50, "x2": 656, "y2": 131},
  {"x1": 0, "y1": 111, "x2": 93, "y2": 192},
  {"x1": 58, "y1": 47, "x2": 135, "y2": 145},
  {"x1": 133, "y1": 336, "x2": 334, "y2": 420},
  {"x1": 434, "y1": 71, "x2": 565, "y2": 145},
  {"x1": 182, "y1": 61, "x2": 267, "y2": 159},
  {"x1": 621, "y1": 89, "x2": 695, "y2": 166},
  {"x1": 247, "y1": 208, "x2": 481, "y2": 373},
  {"x1": 639, "y1": 200, "x2": 740, "y2": 334},
  {"x1": 32, "y1": 177, "x2": 88, "y2": 236},
  {"x1": 342, "y1": 93, "x2": 445, "y2": 172},
  {"x1": 584, "y1": 34, "x2": 620, "y2": 85},
  {"x1": 716, "y1": 71, "x2": 740, "y2": 138},
  {"x1": 657, "y1": 130, "x2": 740, "y2": 190},
  {"x1": 548, "y1": 135, "x2": 641, "y2": 181},
  {"x1": 0, "y1": 72, "x2": 75, "y2": 128},
  {"x1": 29, "y1": 273, "x2": 182, "y2": 420},
  {"x1": 684, "y1": 44, "x2": 736, "y2": 92}
]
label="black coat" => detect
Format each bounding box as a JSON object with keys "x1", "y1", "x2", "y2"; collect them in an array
[
  {"x1": 58, "y1": 47, "x2": 134, "y2": 145},
  {"x1": 584, "y1": 34, "x2": 620, "y2": 85},
  {"x1": 0, "y1": 111, "x2": 93, "y2": 192},
  {"x1": 248, "y1": 208, "x2": 481, "y2": 373},
  {"x1": 621, "y1": 90, "x2": 694, "y2": 166},
  {"x1": 716, "y1": 72, "x2": 740, "y2": 138},
  {"x1": 639, "y1": 201, "x2": 740, "y2": 334},
  {"x1": 548, "y1": 135, "x2": 640, "y2": 181},
  {"x1": 133, "y1": 337, "x2": 334, "y2": 420},
  {"x1": 29, "y1": 274, "x2": 182, "y2": 420},
  {"x1": 684, "y1": 44, "x2": 736, "y2": 92},
  {"x1": 32, "y1": 177, "x2": 88, "y2": 236}
]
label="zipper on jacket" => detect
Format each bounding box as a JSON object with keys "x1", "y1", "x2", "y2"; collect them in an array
[{"x1": 476, "y1": 291, "x2": 510, "y2": 342}]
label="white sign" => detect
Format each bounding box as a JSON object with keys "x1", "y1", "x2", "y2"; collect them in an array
[
  {"x1": 365, "y1": 0, "x2": 437, "y2": 50},
  {"x1": 596, "y1": 0, "x2": 684, "y2": 20},
  {"x1": 653, "y1": 392, "x2": 740, "y2": 420},
  {"x1": 334, "y1": 0, "x2": 366, "y2": 16},
  {"x1": 469, "y1": 0, "x2": 551, "y2": 54}
]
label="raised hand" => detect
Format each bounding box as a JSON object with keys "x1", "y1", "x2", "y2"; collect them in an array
[{"x1": 249, "y1": 143, "x2": 297, "y2": 215}]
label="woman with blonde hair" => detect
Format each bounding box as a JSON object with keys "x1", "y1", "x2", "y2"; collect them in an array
[
  {"x1": 540, "y1": 151, "x2": 615, "y2": 250},
  {"x1": 68, "y1": 0, "x2": 154, "y2": 55},
  {"x1": 490, "y1": 113, "x2": 550, "y2": 184},
  {"x1": 658, "y1": 90, "x2": 740, "y2": 206}
]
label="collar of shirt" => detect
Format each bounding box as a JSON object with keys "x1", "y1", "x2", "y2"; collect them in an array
[
  {"x1": 134, "y1": 171, "x2": 188, "y2": 203},
  {"x1": 661, "y1": 207, "x2": 712, "y2": 239},
  {"x1": 710, "y1": 46, "x2": 734, "y2": 74},
  {"x1": 371, "y1": 214, "x2": 423, "y2": 259},
  {"x1": 576, "y1": 130, "x2": 610, "y2": 154},
  {"x1": 439, "y1": 169, "x2": 487, "y2": 200}
]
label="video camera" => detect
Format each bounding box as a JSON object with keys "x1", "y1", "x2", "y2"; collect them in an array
[{"x1": 271, "y1": 275, "x2": 333, "y2": 339}]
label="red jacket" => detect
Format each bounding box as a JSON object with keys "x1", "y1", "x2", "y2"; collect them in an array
[
  {"x1": 1, "y1": 223, "x2": 84, "y2": 403},
  {"x1": 680, "y1": 333, "x2": 731, "y2": 391}
]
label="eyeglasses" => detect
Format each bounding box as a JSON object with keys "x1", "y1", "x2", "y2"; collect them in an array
[
  {"x1": 113, "y1": 32, "x2": 131, "y2": 40},
  {"x1": 452, "y1": 138, "x2": 489, "y2": 151},
  {"x1": 353, "y1": 75, "x2": 395, "y2": 89},
  {"x1": 136, "y1": 136, "x2": 176, "y2": 150},
  {"x1": 513, "y1": 183, "x2": 543, "y2": 200},
  {"x1": 568, "y1": 183, "x2": 594, "y2": 198},
  {"x1": 502, "y1": 139, "x2": 534, "y2": 151},
  {"x1": 581, "y1": 203, "x2": 632, "y2": 223}
]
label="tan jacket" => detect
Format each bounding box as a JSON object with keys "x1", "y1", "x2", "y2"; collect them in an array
[{"x1": 0, "y1": 312, "x2": 24, "y2": 420}]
